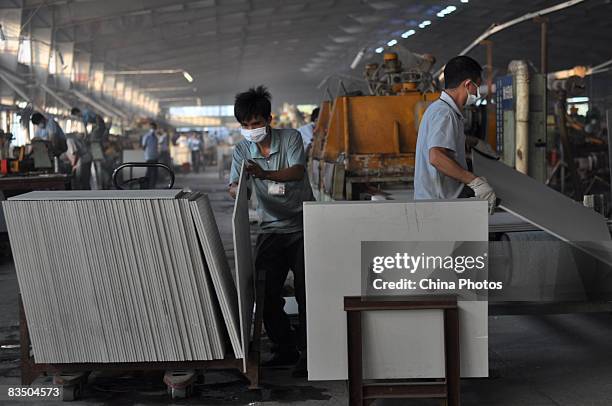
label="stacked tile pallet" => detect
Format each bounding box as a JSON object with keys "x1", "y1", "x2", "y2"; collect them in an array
[{"x1": 4, "y1": 186, "x2": 254, "y2": 367}]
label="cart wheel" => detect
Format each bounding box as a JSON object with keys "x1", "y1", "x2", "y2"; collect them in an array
[{"x1": 62, "y1": 385, "x2": 80, "y2": 402}]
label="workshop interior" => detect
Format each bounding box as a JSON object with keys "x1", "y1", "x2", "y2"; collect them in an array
[{"x1": 0, "y1": 0, "x2": 611, "y2": 405}]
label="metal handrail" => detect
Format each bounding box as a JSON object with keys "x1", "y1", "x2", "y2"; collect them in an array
[{"x1": 112, "y1": 162, "x2": 175, "y2": 190}]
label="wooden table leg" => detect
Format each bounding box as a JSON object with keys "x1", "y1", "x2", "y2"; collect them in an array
[
  {"x1": 444, "y1": 308, "x2": 460, "y2": 406},
  {"x1": 346, "y1": 310, "x2": 363, "y2": 406}
]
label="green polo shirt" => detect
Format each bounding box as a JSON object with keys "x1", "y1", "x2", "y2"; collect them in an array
[{"x1": 229, "y1": 128, "x2": 314, "y2": 234}]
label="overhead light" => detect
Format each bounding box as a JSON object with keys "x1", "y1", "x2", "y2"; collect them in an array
[
  {"x1": 350, "y1": 48, "x2": 366, "y2": 70},
  {"x1": 418, "y1": 20, "x2": 431, "y2": 28},
  {"x1": 387, "y1": 39, "x2": 397, "y2": 47},
  {"x1": 183, "y1": 71, "x2": 193, "y2": 82},
  {"x1": 438, "y1": 5, "x2": 457, "y2": 17},
  {"x1": 567, "y1": 96, "x2": 589, "y2": 103},
  {"x1": 401, "y1": 29, "x2": 416, "y2": 38},
  {"x1": 375, "y1": 47, "x2": 384, "y2": 54},
  {"x1": 461, "y1": 0, "x2": 469, "y2": 3}
]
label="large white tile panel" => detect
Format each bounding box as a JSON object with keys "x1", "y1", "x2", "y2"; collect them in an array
[{"x1": 304, "y1": 200, "x2": 488, "y2": 380}]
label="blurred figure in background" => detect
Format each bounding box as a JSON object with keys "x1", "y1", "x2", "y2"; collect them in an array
[
  {"x1": 158, "y1": 129, "x2": 172, "y2": 170},
  {"x1": 141, "y1": 121, "x2": 159, "y2": 188},
  {"x1": 187, "y1": 132, "x2": 203, "y2": 173},
  {"x1": 297, "y1": 107, "x2": 319, "y2": 154},
  {"x1": 30, "y1": 112, "x2": 68, "y2": 157},
  {"x1": 71, "y1": 107, "x2": 108, "y2": 189},
  {"x1": 64, "y1": 132, "x2": 93, "y2": 190}
]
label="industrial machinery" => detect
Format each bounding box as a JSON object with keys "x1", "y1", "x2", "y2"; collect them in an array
[
  {"x1": 495, "y1": 61, "x2": 548, "y2": 183},
  {"x1": 309, "y1": 52, "x2": 439, "y2": 200}
]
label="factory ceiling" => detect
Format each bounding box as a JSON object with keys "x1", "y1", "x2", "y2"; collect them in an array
[{"x1": 15, "y1": 0, "x2": 612, "y2": 106}]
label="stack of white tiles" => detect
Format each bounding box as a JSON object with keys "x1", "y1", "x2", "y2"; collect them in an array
[{"x1": 3, "y1": 189, "x2": 248, "y2": 365}]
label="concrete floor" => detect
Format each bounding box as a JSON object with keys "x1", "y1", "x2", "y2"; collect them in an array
[{"x1": 1, "y1": 168, "x2": 612, "y2": 405}]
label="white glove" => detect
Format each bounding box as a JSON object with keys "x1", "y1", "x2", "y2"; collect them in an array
[{"x1": 468, "y1": 176, "x2": 497, "y2": 215}]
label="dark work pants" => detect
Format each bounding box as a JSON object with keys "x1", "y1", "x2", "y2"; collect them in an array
[
  {"x1": 145, "y1": 159, "x2": 158, "y2": 189},
  {"x1": 191, "y1": 150, "x2": 201, "y2": 173},
  {"x1": 73, "y1": 161, "x2": 91, "y2": 190},
  {"x1": 255, "y1": 230, "x2": 306, "y2": 352}
]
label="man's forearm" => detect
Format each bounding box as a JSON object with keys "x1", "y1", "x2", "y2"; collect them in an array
[
  {"x1": 262, "y1": 165, "x2": 305, "y2": 182},
  {"x1": 429, "y1": 148, "x2": 476, "y2": 184}
]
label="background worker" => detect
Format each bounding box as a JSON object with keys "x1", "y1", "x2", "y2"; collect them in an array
[
  {"x1": 187, "y1": 132, "x2": 203, "y2": 173},
  {"x1": 158, "y1": 129, "x2": 171, "y2": 170},
  {"x1": 64, "y1": 132, "x2": 93, "y2": 189},
  {"x1": 297, "y1": 107, "x2": 320, "y2": 153},
  {"x1": 228, "y1": 85, "x2": 314, "y2": 377},
  {"x1": 414, "y1": 55, "x2": 497, "y2": 214},
  {"x1": 30, "y1": 112, "x2": 67, "y2": 157},
  {"x1": 141, "y1": 121, "x2": 159, "y2": 189},
  {"x1": 71, "y1": 107, "x2": 106, "y2": 143}
]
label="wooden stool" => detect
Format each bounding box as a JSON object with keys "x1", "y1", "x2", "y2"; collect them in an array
[{"x1": 344, "y1": 296, "x2": 460, "y2": 406}]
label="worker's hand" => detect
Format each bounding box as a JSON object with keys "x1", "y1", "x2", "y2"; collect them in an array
[
  {"x1": 468, "y1": 176, "x2": 497, "y2": 215},
  {"x1": 228, "y1": 184, "x2": 238, "y2": 199},
  {"x1": 245, "y1": 160, "x2": 267, "y2": 179}
]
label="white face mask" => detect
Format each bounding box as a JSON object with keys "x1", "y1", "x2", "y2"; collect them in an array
[
  {"x1": 241, "y1": 126, "x2": 268, "y2": 143},
  {"x1": 465, "y1": 81, "x2": 480, "y2": 106}
]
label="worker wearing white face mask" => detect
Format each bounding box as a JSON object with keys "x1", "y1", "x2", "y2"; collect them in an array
[
  {"x1": 228, "y1": 86, "x2": 314, "y2": 377},
  {"x1": 414, "y1": 55, "x2": 497, "y2": 214}
]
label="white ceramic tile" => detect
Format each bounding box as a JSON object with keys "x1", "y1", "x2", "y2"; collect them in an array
[{"x1": 304, "y1": 200, "x2": 489, "y2": 380}]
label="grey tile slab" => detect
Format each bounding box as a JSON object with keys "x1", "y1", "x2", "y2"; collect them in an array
[
  {"x1": 232, "y1": 163, "x2": 255, "y2": 372},
  {"x1": 472, "y1": 150, "x2": 611, "y2": 242},
  {"x1": 178, "y1": 196, "x2": 226, "y2": 359},
  {"x1": 3, "y1": 194, "x2": 238, "y2": 363},
  {"x1": 190, "y1": 194, "x2": 243, "y2": 359},
  {"x1": 9, "y1": 190, "x2": 182, "y2": 201}
]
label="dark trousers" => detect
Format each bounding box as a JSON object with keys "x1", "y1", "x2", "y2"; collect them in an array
[
  {"x1": 145, "y1": 159, "x2": 158, "y2": 189},
  {"x1": 72, "y1": 161, "x2": 91, "y2": 190},
  {"x1": 191, "y1": 150, "x2": 201, "y2": 173},
  {"x1": 255, "y1": 230, "x2": 306, "y2": 352},
  {"x1": 159, "y1": 151, "x2": 171, "y2": 169}
]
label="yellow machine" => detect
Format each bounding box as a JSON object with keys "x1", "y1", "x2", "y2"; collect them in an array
[{"x1": 310, "y1": 52, "x2": 439, "y2": 200}]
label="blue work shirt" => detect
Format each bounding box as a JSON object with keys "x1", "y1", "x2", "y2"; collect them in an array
[
  {"x1": 187, "y1": 138, "x2": 202, "y2": 151},
  {"x1": 141, "y1": 130, "x2": 159, "y2": 161},
  {"x1": 230, "y1": 128, "x2": 314, "y2": 234},
  {"x1": 297, "y1": 122, "x2": 314, "y2": 150},
  {"x1": 35, "y1": 118, "x2": 64, "y2": 141},
  {"x1": 414, "y1": 91, "x2": 467, "y2": 199},
  {"x1": 82, "y1": 109, "x2": 97, "y2": 125}
]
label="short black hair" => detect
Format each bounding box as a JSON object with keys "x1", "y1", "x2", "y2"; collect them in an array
[
  {"x1": 444, "y1": 56, "x2": 482, "y2": 89},
  {"x1": 150, "y1": 121, "x2": 157, "y2": 129},
  {"x1": 31, "y1": 112, "x2": 45, "y2": 125},
  {"x1": 71, "y1": 107, "x2": 81, "y2": 116},
  {"x1": 311, "y1": 107, "x2": 320, "y2": 123},
  {"x1": 234, "y1": 85, "x2": 271, "y2": 124}
]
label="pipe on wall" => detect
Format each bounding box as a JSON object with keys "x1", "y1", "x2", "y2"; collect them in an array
[{"x1": 509, "y1": 60, "x2": 530, "y2": 174}]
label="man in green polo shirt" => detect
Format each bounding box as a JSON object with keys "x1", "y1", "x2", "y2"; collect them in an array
[{"x1": 229, "y1": 85, "x2": 314, "y2": 377}]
